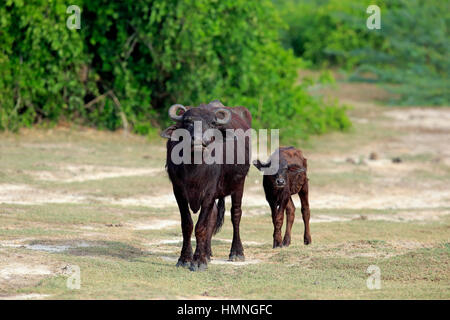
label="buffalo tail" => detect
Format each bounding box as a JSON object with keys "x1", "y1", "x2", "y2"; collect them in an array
[{"x1": 213, "y1": 197, "x2": 225, "y2": 235}]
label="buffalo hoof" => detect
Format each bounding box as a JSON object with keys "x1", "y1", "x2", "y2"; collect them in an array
[
  {"x1": 282, "y1": 241, "x2": 291, "y2": 247},
  {"x1": 304, "y1": 236, "x2": 312, "y2": 245},
  {"x1": 189, "y1": 261, "x2": 208, "y2": 272},
  {"x1": 229, "y1": 254, "x2": 245, "y2": 262},
  {"x1": 176, "y1": 259, "x2": 191, "y2": 268},
  {"x1": 273, "y1": 242, "x2": 283, "y2": 249}
]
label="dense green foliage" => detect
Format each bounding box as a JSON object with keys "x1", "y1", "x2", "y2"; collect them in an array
[
  {"x1": 276, "y1": 0, "x2": 449, "y2": 105},
  {"x1": 275, "y1": 0, "x2": 383, "y2": 68},
  {"x1": 0, "y1": 0, "x2": 349, "y2": 138},
  {"x1": 0, "y1": 0, "x2": 89, "y2": 131},
  {"x1": 355, "y1": 0, "x2": 450, "y2": 105}
]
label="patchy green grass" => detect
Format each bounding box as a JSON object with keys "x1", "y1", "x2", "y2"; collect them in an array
[
  {"x1": 9, "y1": 240, "x2": 449, "y2": 299},
  {"x1": 1, "y1": 199, "x2": 449, "y2": 299},
  {"x1": 1, "y1": 91, "x2": 449, "y2": 299}
]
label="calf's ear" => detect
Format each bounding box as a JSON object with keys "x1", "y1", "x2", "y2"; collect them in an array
[
  {"x1": 160, "y1": 125, "x2": 178, "y2": 139},
  {"x1": 253, "y1": 159, "x2": 271, "y2": 171},
  {"x1": 253, "y1": 160, "x2": 263, "y2": 171}
]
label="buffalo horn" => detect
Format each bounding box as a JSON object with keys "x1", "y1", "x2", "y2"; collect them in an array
[
  {"x1": 215, "y1": 108, "x2": 231, "y2": 125},
  {"x1": 168, "y1": 104, "x2": 186, "y2": 121}
]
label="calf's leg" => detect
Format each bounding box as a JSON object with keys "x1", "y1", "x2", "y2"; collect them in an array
[
  {"x1": 229, "y1": 184, "x2": 245, "y2": 261},
  {"x1": 282, "y1": 197, "x2": 295, "y2": 247},
  {"x1": 272, "y1": 198, "x2": 287, "y2": 248},
  {"x1": 299, "y1": 181, "x2": 312, "y2": 245}
]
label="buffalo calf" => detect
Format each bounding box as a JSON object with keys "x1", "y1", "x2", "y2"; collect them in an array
[{"x1": 253, "y1": 147, "x2": 311, "y2": 248}]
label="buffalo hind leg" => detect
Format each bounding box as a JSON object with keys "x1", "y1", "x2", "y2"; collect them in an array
[
  {"x1": 299, "y1": 181, "x2": 312, "y2": 245},
  {"x1": 282, "y1": 198, "x2": 295, "y2": 247},
  {"x1": 205, "y1": 202, "x2": 219, "y2": 262},
  {"x1": 190, "y1": 201, "x2": 215, "y2": 271},
  {"x1": 173, "y1": 186, "x2": 193, "y2": 268},
  {"x1": 229, "y1": 185, "x2": 245, "y2": 261}
]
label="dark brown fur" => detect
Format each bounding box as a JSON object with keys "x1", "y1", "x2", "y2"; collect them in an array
[
  {"x1": 253, "y1": 146, "x2": 311, "y2": 248},
  {"x1": 161, "y1": 100, "x2": 251, "y2": 271}
]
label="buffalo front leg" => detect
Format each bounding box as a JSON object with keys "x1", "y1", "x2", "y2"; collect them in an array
[
  {"x1": 229, "y1": 185, "x2": 245, "y2": 261},
  {"x1": 272, "y1": 198, "x2": 287, "y2": 248},
  {"x1": 299, "y1": 181, "x2": 312, "y2": 245},
  {"x1": 282, "y1": 197, "x2": 295, "y2": 247},
  {"x1": 173, "y1": 186, "x2": 193, "y2": 268},
  {"x1": 190, "y1": 201, "x2": 215, "y2": 271}
]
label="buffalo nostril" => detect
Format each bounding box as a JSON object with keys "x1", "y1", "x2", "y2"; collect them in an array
[{"x1": 276, "y1": 179, "x2": 285, "y2": 185}]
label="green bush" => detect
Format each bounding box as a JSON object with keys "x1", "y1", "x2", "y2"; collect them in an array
[
  {"x1": 353, "y1": 0, "x2": 449, "y2": 106},
  {"x1": 0, "y1": 0, "x2": 92, "y2": 131},
  {"x1": 275, "y1": 0, "x2": 449, "y2": 106},
  {"x1": 0, "y1": 0, "x2": 350, "y2": 138},
  {"x1": 275, "y1": 0, "x2": 383, "y2": 69}
]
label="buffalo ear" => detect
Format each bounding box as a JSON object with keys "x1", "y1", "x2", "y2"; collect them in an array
[
  {"x1": 160, "y1": 124, "x2": 178, "y2": 139},
  {"x1": 253, "y1": 159, "x2": 271, "y2": 171}
]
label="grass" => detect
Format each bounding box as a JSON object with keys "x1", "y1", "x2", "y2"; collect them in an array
[
  {"x1": 1, "y1": 199, "x2": 448, "y2": 299},
  {"x1": 11, "y1": 240, "x2": 449, "y2": 299},
  {"x1": 0, "y1": 83, "x2": 449, "y2": 299}
]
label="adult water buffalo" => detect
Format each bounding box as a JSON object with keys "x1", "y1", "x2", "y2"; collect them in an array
[{"x1": 161, "y1": 100, "x2": 252, "y2": 271}]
